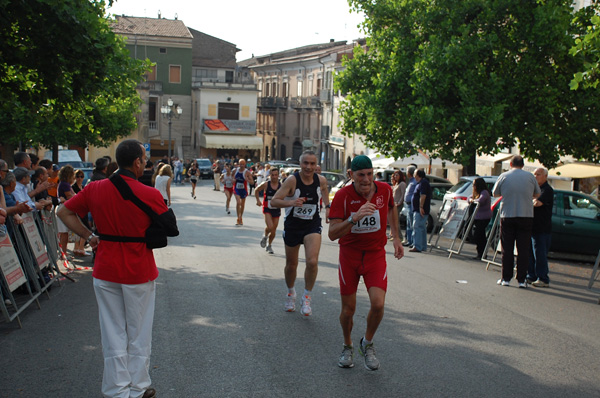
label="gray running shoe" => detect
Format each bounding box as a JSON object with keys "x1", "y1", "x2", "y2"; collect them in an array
[
  {"x1": 359, "y1": 338, "x2": 380, "y2": 371},
  {"x1": 338, "y1": 345, "x2": 354, "y2": 368},
  {"x1": 266, "y1": 245, "x2": 274, "y2": 254},
  {"x1": 260, "y1": 236, "x2": 267, "y2": 248}
]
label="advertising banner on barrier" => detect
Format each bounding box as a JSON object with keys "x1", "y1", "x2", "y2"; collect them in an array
[
  {"x1": 0, "y1": 231, "x2": 27, "y2": 292},
  {"x1": 439, "y1": 201, "x2": 470, "y2": 240},
  {"x1": 21, "y1": 213, "x2": 50, "y2": 270}
]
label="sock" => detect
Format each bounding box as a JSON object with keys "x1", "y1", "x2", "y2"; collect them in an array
[
  {"x1": 288, "y1": 287, "x2": 296, "y2": 296},
  {"x1": 303, "y1": 289, "x2": 312, "y2": 298},
  {"x1": 362, "y1": 337, "x2": 372, "y2": 348}
]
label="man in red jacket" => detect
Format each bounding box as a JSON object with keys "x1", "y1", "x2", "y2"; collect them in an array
[{"x1": 58, "y1": 140, "x2": 171, "y2": 398}]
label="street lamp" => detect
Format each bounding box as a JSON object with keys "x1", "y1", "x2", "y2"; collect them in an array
[{"x1": 160, "y1": 98, "x2": 182, "y2": 162}]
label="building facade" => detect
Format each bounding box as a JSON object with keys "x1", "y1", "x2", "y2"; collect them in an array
[
  {"x1": 112, "y1": 15, "x2": 194, "y2": 162},
  {"x1": 189, "y1": 29, "x2": 260, "y2": 161},
  {"x1": 247, "y1": 40, "x2": 367, "y2": 171}
]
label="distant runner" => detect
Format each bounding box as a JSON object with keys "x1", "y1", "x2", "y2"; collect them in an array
[
  {"x1": 221, "y1": 164, "x2": 234, "y2": 214},
  {"x1": 255, "y1": 167, "x2": 282, "y2": 254},
  {"x1": 233, "y1": 159, "x2": 254, "y2": 226}
]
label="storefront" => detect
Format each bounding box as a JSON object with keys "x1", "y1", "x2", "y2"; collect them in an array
[{"x1": 198, "y1": 119, "x2": 263, "y2": 161}]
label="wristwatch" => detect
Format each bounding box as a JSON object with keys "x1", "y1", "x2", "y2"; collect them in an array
[
  {"x1": 325, "y1": 204, "x2": 331, "y2": 209},
  {"x1": 347, "y1": 215, "x2": 357, "y2": 225},
  {"x1": 85, "y1": 233, "x2": 97, "y2": 245}
]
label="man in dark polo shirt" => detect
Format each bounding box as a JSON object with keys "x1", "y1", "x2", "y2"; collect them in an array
[
  {"x1": 527, "y1": 167, "x2": 554, "y2": 287},
  {"x1": 410, "y1": 169, "x2": 431, "y2": 253},
  {"x1": 58, "y1": 140, "x2": 172, "y2": 398}
]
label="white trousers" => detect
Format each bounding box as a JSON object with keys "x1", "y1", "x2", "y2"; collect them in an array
[{"x1": 94, "y1": 278, "x2": 156, "y2": 398}]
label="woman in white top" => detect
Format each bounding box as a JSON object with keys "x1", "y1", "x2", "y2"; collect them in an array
[
  {"x1": 220, "y1": 164, "x2": 234, "y2": 214},
  {"x1": 154, "y1": 164, "x2": 173, "y2": 207}
]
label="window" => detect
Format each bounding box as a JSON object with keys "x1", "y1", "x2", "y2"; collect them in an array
[
  {"x1": 159, "y1": 48, "x2": 167, "y2": 54},
  {"x1": 564, "y1": 194, "x2": 599, "y2": 219},
  {"x1": 146, "y1": 65, "x2": 157, "y2": 81},
  {"x1": 272, "y1": 83, "x2": 278, "y2": 97},
  {"x1": 148, "y1": 97, "x2": 158, "y2": 130},
  {"x1": 316, "y1": 79, "x2": 322, "y2": 96},
  {"x1": 297, "y1": 81, "x2": 303, "y2": 97},
  {"x1": 195, "y1": 69, "x2": 218, "y2": 79},
  {"x1": 169, "y1": 65, "x2": 181, "y2": 84},
  {"x1": 218, "y1": 103, "x2": 239, "y2": 120},
  {"x1": 226, "y1": 71, "x2": 233, "y2": 83},
  {"x1": 283, "y1": 82, "x2": 288, "y2": 98},
  {"x1": 265, "y1": 83, "x2": 270, "y2": 96}
]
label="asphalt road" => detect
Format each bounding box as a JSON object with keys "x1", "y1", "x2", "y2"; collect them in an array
[{"x1": 1, "y1": 179, "x2": 599, "y2": 398}]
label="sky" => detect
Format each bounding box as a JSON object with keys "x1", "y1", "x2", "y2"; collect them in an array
[{"x1": 107, "y1": 0, "x2": 366, "y2": 61}]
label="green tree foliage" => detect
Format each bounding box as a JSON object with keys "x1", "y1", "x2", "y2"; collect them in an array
[
  {"x1": 570, "y1": 3, "x2": 600, "y2": 90},
  {"x1": 0, "y1": 0, "x2": 150, "y2": 153},
  {"x1": 337, "y1": 0, "x2": 600, "y2": 168}
]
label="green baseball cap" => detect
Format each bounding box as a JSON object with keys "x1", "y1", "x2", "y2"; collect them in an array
[{"x1": 351, "y1": 155, "x2": 373, "y2": 171}]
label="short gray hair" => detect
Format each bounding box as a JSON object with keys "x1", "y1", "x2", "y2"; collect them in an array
[
  {"x1": 407, "y1": 166, "x2": 416, "y2": 177},
  {"x1": 1, "y1": 172, "x2": 15, "y2": 187}
]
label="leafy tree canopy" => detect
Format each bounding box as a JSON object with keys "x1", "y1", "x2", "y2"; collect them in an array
[
  {"x1": 337, "y1": 0, "x2": 600, "y2": 169},
  {"x1": 0, "y1": 0, "x2": 150, "y2": 156},
  {"x1": 570, "y1": 4, "x2": 600, "y2": 90}
]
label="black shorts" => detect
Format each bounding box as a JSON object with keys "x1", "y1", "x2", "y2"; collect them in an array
[
  {"x1": 263, "y1": 207, "x2": 281, "y2": 218},
  {"x1": 283, "y1": 225, "x2": 322, "y2": 247}
]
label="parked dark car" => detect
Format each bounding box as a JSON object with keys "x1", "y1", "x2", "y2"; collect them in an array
[
  {"x1": 195, "y1": 158, "x2": 214, "y2": 179},
  {"x1": 493, "y1": 190, "x2": 600, "y2": 255}
]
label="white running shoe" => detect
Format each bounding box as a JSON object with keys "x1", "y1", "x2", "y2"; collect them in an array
[
  {"x1": 285, "y1": 293, "x2": 296, "y2": 312},
  {"x1": 266, "y1": 245, "x2": 274, "y2": 254},
  {"x1": 300, "y1": 295, "x2": 312, "y2": 316},
  {"x1": 260, "y1": 236, "x2": 267, "y2": 248}
]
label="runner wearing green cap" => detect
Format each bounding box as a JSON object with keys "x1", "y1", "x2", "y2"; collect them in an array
[{"x1": 328, "y1": 154, "x2": 404, "y2": 370}]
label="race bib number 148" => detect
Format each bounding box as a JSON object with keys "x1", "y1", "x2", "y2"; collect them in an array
[{"x1": 351, "y1": 211, "x2": 381, "y2": 234}]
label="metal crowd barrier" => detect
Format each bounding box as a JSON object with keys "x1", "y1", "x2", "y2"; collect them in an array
[{"x1": 0, "y1": 210, "x2": 73, "y2": 328}]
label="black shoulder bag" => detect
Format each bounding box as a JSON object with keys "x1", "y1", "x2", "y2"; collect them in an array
[{"x1": 99, "y1": 173, "x2": 179, "y2": 249}]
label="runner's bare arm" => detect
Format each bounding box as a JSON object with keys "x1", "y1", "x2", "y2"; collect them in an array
[
  {"x1": 328, "y1": 218, "x2": 353, "y2": 241},
  {"x1": 255, "y1": 181, "x2": 267, "y2": 206},
  {"x1": 319, "y1": 175, "x2": 330, "y2": 223},
  {"x1": 245, "y1": 170, "x2": 254, "y2": 185},
  {"x1": 270, "y1": 176, "x2": 302, "y2": 208},
  {"x1": 388, "y1": 206, "x2": 404, "y2": 259}
]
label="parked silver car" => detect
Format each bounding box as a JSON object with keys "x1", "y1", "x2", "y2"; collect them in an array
[{"x1": 443, "y1": 176, "x2": 499, "y2": 205}]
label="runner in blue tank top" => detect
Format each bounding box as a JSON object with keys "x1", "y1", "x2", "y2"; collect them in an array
[
  {"x1": 255, "y1": 167, "x2": 282, "y2": 254},
  {"x1": 233, "y1": 159, "x2": 254, "y2": 226},
  {"x1": 270, "y1": 151, "x2": 330, "y2": 316}
]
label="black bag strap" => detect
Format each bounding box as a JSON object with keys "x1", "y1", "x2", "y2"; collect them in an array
[{"x1": 109, "y1": 173, "x2": 159, "y2": 222}]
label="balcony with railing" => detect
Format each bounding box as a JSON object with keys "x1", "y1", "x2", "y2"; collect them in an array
[
  {"x1": 138, "y1": 81, "x2": 163, "y2": 94},
  {"x1": 258, "y1": 97, "x2": 289, "y2": 108},
  {"x1": 320, "y1": 90, "x2": 332, "y2": 103},
  {"x1": 290, "y1": 96, "x2": 321, "y2": 110},
  {"x1": 192, "y1": 81, "x2": 257, "y2": 90}
]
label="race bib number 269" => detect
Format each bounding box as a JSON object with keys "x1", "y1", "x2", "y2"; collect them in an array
[{"x1": 293, "y1": 204, "x2": 317, "y2": 220}]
